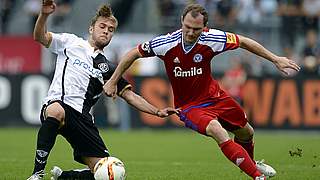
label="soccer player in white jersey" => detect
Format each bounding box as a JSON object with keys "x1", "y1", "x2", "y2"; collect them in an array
[
  {"x1": 27, "y1": 1, "x2": 179, "y2": 180},
  {"x1": 104, "y1": 3, "x2": 301, "y2": 180}
]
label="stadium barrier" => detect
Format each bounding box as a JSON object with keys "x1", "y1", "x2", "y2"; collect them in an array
[
  {"x1": 0, "y1": 74, "x2": 319, "y2": 130},
  {"x1": 0, "y1": 36, "x2": 41, "y2": 73}
]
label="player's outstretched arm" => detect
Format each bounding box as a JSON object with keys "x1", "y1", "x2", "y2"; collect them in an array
[
  {"x1": 33, "y1": 0, "x2": 56, "y2": 47},
  {"x1": 238, "y1": 35, "x2": 300, "y2": 75},
  {"x1": 120, "y1": 89, "x2": 179, "y2": 117},
  {"x1": 103, "y1": 48, "x2": 142, "y2": 98}
]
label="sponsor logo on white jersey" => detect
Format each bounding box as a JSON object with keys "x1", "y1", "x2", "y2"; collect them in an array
[
  {"x1": 173, "y1": 66, "x2": 202, "y2": 77},
  {"x1": 73, "y1": 59, "x2": 102, "y2": 78}
]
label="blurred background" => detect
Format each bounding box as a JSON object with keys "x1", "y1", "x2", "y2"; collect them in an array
[{"x1": 0, "y1": 0, "x2": 320, "y2": 130}]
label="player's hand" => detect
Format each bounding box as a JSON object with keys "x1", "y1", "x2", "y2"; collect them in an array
[
  {"x1": 103, "y1": 80, "x2": 117, "y2": 98},
  {"x1": 157, "y1": 108, "x2": 181, "y2": 118},
  {"x1": 273, "y1": 56, "x2": 300, "y2": 76},
  {"x1": 41, "y1": 0, "x2": 56, "y2": 15}
]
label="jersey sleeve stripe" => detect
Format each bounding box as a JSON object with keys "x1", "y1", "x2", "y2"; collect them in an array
[
  {"x1": 152, "y1": 31, "x2": 181, "y2": 44},
  {"x1": 201, "y1": 34, "x2": 226, "y2": 39},
  {"x1": 151, "y1": 32, "x2": 182, "y2": 46},
  {"x1": 200, "y1": 36, "x2": 226, "y2": 41},
  {"x1": 199, "y1": 37, "x2": 226, "y2": 43},
  {"x1": 170, "y1": 29, "x2": 182, "y2": 36},
  {"x1": 151, "y1": 35, "x2": 181, "y2": 48},
  {"x1": 223, "y1": 31, "x2": 227, "y2": 50}
]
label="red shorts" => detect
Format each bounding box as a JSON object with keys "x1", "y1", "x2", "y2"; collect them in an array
[{"x1": 179, "y1": 96, "x2": 248, "y2": 135}]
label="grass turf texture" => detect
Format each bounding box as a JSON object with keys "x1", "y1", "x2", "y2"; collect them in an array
[{"x1": 0, "y1": 128, "x2": 319, "y2": 180}]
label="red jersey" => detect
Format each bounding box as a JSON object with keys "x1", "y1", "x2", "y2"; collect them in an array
[{"x1": 138, "y1": 29, "x2": 239, "y2": 108}]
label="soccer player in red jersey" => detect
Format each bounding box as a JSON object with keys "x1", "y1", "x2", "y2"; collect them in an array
[{"x1": 103, "y1": 4, "x2": 300, "y2": 180}]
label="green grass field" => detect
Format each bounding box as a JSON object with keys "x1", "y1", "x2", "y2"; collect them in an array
[{"x1": 0, "y1": 128, "x2": 319, "y2": 180}]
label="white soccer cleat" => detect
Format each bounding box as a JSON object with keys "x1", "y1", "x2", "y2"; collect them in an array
[
  {"x1": 255, "y1": 175, "x2": 266, "y2": 180},
  {"x1": 27, "y1": 170, "x2": 45, "y2": 180},
  {"x1": 27, "y1": 174, "x2": 42, "y2": 180},
  {"x1": 50, "y1": 166, "x2": 63, "y2": 180},
  {"x1": 255, "y1": 159, "x2": 276, "y2": 177}
]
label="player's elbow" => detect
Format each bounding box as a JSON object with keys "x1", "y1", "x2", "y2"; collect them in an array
[
  {"x1": 33, "y1": 32, "x2": 41, "y2": 42},
  {"x1": 238, "y1": 35, "x2": 247, "y2": 47},
  {"x1": 239, "y1": 35, "x2": 257, "y2": 50},
  {"x1": 33, "y1": 33, "x2": 45, "y2": 45},
  {"x1": 121, "y1": 89, "x2": 136, "y2": 103},
  {"x1": 33, "y1": 33, "x2": 51, "y2": 47},
  {"x1": 129, "y1": 48, "x2": 143, "y2": 60}
]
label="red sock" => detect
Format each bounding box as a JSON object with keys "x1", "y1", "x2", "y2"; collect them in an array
[
  {"x1": 219, "y1": 140, "x2": 261, "y2": 179},
  {"x1": 234, "y1": 138, "x2": 254, "y2": 160}
]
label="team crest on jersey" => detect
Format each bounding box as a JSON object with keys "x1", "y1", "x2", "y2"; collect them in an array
[
  {"x1": 141, "y1": 41, "x2": 151, "y2": 53},
  {"x1": 98, "y1": 63, "x2": 109, "y2": 73},
  {"x1": 193, "y1": 54, "x2": 203, "y2": 63}
]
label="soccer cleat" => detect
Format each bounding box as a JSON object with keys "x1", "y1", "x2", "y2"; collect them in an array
[
  {"x1": 27, "y1": 170, "x2": 45, "y2": 180},
  {"x1": 255, "y1": 175, "x2": 266, "y2": 180},
  {"x1": 50, "y1": 166, "x2": 63, "y2": 180},
  {"x1": 255, "y1": 159, "x2": 276, "y2": 177},
  {"x1": 27, "y1": 174, "x2": 42, "y2": 180}
]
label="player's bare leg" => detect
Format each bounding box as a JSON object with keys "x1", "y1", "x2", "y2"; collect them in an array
[
  {"x1": 206, "y1": 120, "x2": 262, "y2": 179},
  {"x1": 205, "y1": 120, "x2": 230, "y2": 143},
  {"x1": 233, "y1": 123, "x2": 254, "y2": 159},
  {"x1": 233, "y1": 122, "x2": 276, "y2": 177}
]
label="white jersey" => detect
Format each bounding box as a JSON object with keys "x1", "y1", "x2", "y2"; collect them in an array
[{"x1": 44, "y1": 33, "x2": 131, "y2": 117}]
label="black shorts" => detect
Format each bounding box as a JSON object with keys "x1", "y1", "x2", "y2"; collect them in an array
[{"x1": 40, "y1": 101, "x2": 109, "y2": 164}]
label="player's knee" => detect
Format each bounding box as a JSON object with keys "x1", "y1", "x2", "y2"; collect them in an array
[
  {"x1": 234, "y1": 123, "x2": 254, "y2": 141},
  {"x1": 248, "y1": 125, "x2": 254, "y2": 137},
  {"x1": 206, "y1": 120, "x2": 230, "y2": 143},
  {"x1": 45, "y1": 102, "x2": 65, "y2": 122},
  {"x1": 243, "y1": 123, "x2": 254, "y2": 139},
  {"x1": 83, "y1": 157, "x2": 102, "y2": 172},
  {"x1": 206, "y1": 120, "x2": 219, "y2": 135}
]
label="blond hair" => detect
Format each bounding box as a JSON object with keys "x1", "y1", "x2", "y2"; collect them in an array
[{"x1": 90, "y1": 4, "x2": 118, "y2": 28}]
